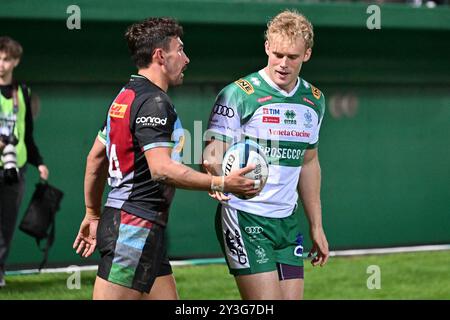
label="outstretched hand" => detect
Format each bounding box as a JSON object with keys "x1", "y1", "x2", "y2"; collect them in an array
[{"x1": 73, "y1": 215, "x2": 99, "y2": 258}]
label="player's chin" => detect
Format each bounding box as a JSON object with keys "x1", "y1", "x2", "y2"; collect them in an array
[
  {"x1": 271, "y1": 76, "x2": 285, "y2": 86},
  {"x1": 177, "y1": 72, "x2": 186, "y2": 83},
  {"x1": 170, "y1": 77, "x2": 184, "y2": 87}
]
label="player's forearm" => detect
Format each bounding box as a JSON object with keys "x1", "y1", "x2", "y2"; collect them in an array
[
  {"x1": 152, "y1": 160, "x2": 212, "y2": 191},
  {"x1": 298, "y1": 158, "x2": 323, "y2": 229},
  {"x1": 84, "y1": 143, "x2": 108, "y2": 217}
]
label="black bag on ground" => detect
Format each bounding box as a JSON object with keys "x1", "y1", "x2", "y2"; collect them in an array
[{"x1": 19, "y1": 181, "x2": 64, "y2": 270}]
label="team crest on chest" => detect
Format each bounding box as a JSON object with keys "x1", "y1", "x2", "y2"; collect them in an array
[{"x1": 304, "y1": 110, "x2": 313, "y2": 128}]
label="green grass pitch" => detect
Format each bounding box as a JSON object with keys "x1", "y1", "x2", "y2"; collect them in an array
[{"x1": 0, "y1": 251, "x2": 449, "y2": 299}]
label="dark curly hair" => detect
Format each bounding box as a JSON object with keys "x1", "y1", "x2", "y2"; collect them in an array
[{"x1": 125, "y1": 17, "x2": 183, "y2": 69}]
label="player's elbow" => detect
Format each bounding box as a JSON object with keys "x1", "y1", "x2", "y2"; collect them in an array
[
  {"x1": 149, "y1": 162, "x2": 170, "y2": 182},
  {"x1": 86, "y1": 150, "x2": 97, "y2": 164}
]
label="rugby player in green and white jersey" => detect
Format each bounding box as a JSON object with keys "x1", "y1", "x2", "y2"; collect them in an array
[{"x1": 204, "y1": 10, "x2": 329, "y2": 300}]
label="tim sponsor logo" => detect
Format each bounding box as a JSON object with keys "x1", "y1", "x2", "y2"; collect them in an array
[
  {"x1": 269, "y1": 129, "x2": 310, "y2": 137},
  {"x1": 263, "y1": 108, "x2": 280, "y2": 115}
]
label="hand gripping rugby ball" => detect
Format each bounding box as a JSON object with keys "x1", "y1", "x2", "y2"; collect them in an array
[{"x1": 222, "y1": 139, "x2": 269, "y2": 199}]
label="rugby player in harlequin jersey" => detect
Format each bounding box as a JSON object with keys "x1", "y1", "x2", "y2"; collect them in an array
[
  {"x1": 204, "y1": 10, "x2": 329, "y2": 300},
  {"x1": 73, "y1": 17, "x2": 260, "y2": 300},
  {"x1": 101, "y1": 75, "x2": 184, "y2": 226}
]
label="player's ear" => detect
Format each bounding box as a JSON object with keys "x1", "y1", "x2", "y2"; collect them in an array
[
  {"x1": 303, "y1": 48, "x2": 312, "y2": 62},
  {"x1": 264, "y1": 40, "x2": 270, "y2": 56},
  {"x1": 13, "y1": 58, "x2": 20, "y2": 68},
  {"x1": 152, "y1": 48, "x2": 165, "y2": 65}
]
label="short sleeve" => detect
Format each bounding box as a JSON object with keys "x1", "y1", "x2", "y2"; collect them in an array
[
  {"x1": 205, "y1": 85, "x2": 242, "y2": 144},
  {"x1": 133, "y1": 95, "x2": 177, "y2": 151},
  {"x1": 97, "y1": 122, "x2": 107, "y2": 145},
  {"x1": 307, "y1": 94, "x2": 326, "y2": 149}
]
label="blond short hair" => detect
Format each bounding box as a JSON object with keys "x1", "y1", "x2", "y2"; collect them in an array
[{"x1": 265, "y1": 10, "x2": 314, "y2": 49}]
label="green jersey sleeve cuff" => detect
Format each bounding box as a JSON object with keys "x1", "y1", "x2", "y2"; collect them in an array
[{"x1": 97, "y1": 130, "x2": 107, "y2": 145}]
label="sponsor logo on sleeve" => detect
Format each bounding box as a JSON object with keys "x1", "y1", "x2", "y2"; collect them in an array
[
  {"x1": 109, "y1": 103, "x2": 128, "y2": 118},
  {"x1": 136, "y1": 115, "x2": 167, "y2": 126},
  {"x1": 234, "y1": 79, "x2": 254, "y2": 95},
  {"x1": 257, "y1": 95, "x2": 273, "y2": 103},
  {"x1": 213, "y1": 104, "x2": 235, "y2": 118},
  {"x1": 311, "y1": 85, "x2": 322, "y2": 100},
  {"x1": 303, "y1": 97, "x2": 316, "y2": 106}
]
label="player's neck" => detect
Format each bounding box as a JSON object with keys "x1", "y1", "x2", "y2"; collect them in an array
[
  {"x1": 138, "y1": 67, "x2": 168, "y2": 92},
  {"x1": 0, "y1": 73, "x2": 13, "y2": 86}
]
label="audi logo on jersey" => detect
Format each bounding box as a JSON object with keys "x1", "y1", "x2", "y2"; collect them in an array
[
  {"x1": 244, "y1": 226, "x2": 264, "y2": 234},
  {"x1": 136, "y1": 116, "x2": 167, "y2": 126},
  {"x1": 213, "y1": 104, "x2": 235, "y2": 118}
]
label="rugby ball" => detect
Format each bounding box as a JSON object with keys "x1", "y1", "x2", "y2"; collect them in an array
[{"x1": 222, "y1": 139, "x2": 269, "y2": 199}]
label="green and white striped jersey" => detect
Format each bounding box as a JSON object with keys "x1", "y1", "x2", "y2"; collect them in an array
[{"x1": 206, "y1": 69, "x2": 326, "y2": 218}]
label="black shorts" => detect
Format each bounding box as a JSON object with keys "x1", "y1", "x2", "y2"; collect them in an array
[{"x1": 96, "y1": 207, "x2": 172, "y2": 293}]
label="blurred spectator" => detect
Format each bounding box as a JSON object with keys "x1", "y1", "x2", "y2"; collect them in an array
[{"x1": 0, "y1": 36, "x2": 49, "y2": 287}]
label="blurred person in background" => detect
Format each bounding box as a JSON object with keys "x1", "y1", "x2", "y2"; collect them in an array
[{"x1": 0, "y1": 36, "x2": 49, "y2": 287}]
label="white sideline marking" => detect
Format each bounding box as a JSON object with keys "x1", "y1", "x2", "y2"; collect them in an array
[
  {"x1": 6, "y1": 244, "x2": 450, "y2": 275},
  {"x1": 330, "y1": 244, "x2": 450, "y2": 257}
]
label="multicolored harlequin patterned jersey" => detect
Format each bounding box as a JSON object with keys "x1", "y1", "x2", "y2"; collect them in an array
[
  {"x1": 99, "y1": 75, "x2": 184, "y2": 226},
  {"x1": 206, "y1": 69, "x2": 325, "y2": 218}
]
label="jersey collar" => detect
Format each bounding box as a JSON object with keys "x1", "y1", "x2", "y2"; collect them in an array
[
  {"x1": 258, "y1": 69, "x2": 300, "y2": 97},
  {"x1": 131, "y1": 74, "x2": 146, "y2": 80}
]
